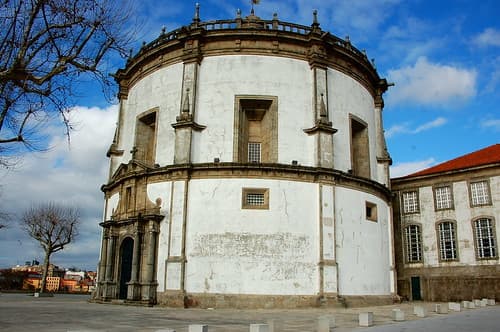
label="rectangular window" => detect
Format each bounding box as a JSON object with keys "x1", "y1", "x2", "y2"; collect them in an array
[
  {"x1": 405, "y1": 225, "x2": 422, "y2": 262},
  {"x1": 474, "y1": 218, "x2": 497, "y2": 259},
  {"x1": 434, "y1": 185, "x2": 453, "y2": 210},
  {"x1": 248, "y1": 142, "x2": 261, "y2": 163},
  {"x1": 470, "y1": 181, "x2": 490, "y2": 206},
  {"x1": 402, "y1": 191, "x2": 419, "y2": 214},
  {"x1": 242, "y1": 188, "x2": 269, "y2": 210},
  {"x1": 366, "y1": 201, "x2": 377, "y2": 222},
  {"x1": 438, "y1": 222, "x2": 457, "y2": 261}
]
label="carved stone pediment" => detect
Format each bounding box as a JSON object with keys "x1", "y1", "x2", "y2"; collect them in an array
[{"x1": 110, "y1": 160, "x2": 152, "y2": 182}]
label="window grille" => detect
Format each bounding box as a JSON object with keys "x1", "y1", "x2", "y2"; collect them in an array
[
  {"x1": 405, "y1": 225, "x2": 422, "y2": 262},
  {"x1": 474, "y1": 218, "x2": 497, "y2": 258},
  {"x1": 470, "y1": 181, "x2": 490, "y2": 206},
  {"x1": 402, "y1": 191, "x2": 419, "y2": 214},
  {"x1": 248, "y1": 142, "x2": 261, "y2": 163},
  {"x1": 438, "y1": 222, "x2": 457, "y2": 260},
  {"x1": 435, "y1": 186, "x2": 452, "y2": 210},
  {"x1": 246, "y1": 193, "x2": 265, "y2": 206}
]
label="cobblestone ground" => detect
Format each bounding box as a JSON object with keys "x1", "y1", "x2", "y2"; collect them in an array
[{"x1": 0, "y1": 293, "x2": 498, "y2": 332}]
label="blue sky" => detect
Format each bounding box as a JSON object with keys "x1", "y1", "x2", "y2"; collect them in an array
[{"x1": 0, "y1": 0, "x2": 499, "y2": 270}]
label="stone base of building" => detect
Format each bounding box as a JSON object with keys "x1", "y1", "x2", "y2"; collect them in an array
[
  {"x1": 155, "y1": 292, "x2": 392, "y2": 309},
  {"x1": 397, "y1": 266, "x2": 500, "y2": 301},
  {"x1": 340, "y1": 295, "x2": 394, "y2": 307}
]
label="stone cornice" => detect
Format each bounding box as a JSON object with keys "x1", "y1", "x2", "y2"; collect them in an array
[
  {"x1": 102, "y1": 162, "x2": 392, "y2": 202},
  {"x1": 115, "y1": 17, "x2": 388, "y2": 100}
]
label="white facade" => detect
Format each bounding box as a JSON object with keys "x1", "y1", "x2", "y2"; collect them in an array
[{"x1": 96, "y1": 11, "x2": 394, "y2": 307}]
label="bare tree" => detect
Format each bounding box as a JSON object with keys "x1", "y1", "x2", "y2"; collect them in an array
[
  {"x1": 21, "y1": 202, "x2": 79, "y2": 293},
  {"x1": 0, "y1": 0, "x2": 134, "y2": 167}
]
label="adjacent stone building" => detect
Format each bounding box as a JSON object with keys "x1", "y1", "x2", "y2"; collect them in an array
[
  {"x1": 94, "y1": 6, "x2": 394, "y2": 307},
  {"x1": 392, "y1": 144, "x2": 500, "y2": 301}
]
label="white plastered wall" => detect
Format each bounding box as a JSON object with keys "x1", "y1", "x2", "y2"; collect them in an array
[
  {"x1": 194, "y1": 55, "x2": 315, "y2": 166},
  {"x1": 328, "y1": 69, "x2": 377, "y2": 177},
  {"x1": 183, "y1": 178, "x2": 320, "y2": 295},
  {"x1": 335, "y1": 186, "x2": 391, "y2": 295}
]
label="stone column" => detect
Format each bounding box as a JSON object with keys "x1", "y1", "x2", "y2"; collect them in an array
[
  {"x1": 127, "y1": 225, "x2": 142, "y2": 300},
  {"x1": 97, "y1": 229, "x2": 108, "y2": 299},
  {"x1": 142, "y1": 221, "x2": 158, "y2": 303},
  {"x1": 103, "y1": 235, "x2": 116, "y2": 300}
]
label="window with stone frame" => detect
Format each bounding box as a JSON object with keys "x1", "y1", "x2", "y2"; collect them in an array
[
  {"x1": 134, "y1": 109, "x2": 158, "y2": 164},
  {"x1": 470, "y1": 180, "x2": 491, "y2": 206},
  {"x1": 242, "y1": 188, "x2": 269, "y2": 210},
  {"x1": 473, "y1": 217, "x2": 497, "y2": 259},
  {"x1": 233, "y1": 96, "x2": 278, "y2": 163},
  {"x1": 405, "y1": 224, "x2": 422, "y2": 263},
  {"x1": 350, "y1": 116, "x2": 370, "y2": 178},
  {"x1": 434, "y1": 185, "x2": 453, "y2": 210},
  {"x1": 437, "y1": 221, "x2": 458, "y2": 261},
  {"x1": 402, "y1": 190, "x2": 419, "y2": 214}
]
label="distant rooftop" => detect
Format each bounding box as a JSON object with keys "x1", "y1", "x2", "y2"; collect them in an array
[{"x1": 397, "y1": 144, "x2": 500, "y2": 179}]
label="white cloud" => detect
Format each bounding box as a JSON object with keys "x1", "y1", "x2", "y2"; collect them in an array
[
  {"x1": 0, "y1": 105, "x2": 118, "y2": 270},
  {"x1": 481, "y1": 119, "x2": 500, "y2": 131},
  {"x1": 390, "y1": 158, "x2": 436, "y2": 178},
  {"x1": 473, "y1": 28, "x2": 500, "y2": 47},
  {"x1": 385, "y1": 117, "x2": 447, "y2": 138},
  {"x1": 386, "y1": 57, "x2": 477, "y2": 105},
  {"x1": 413, "y1": 117, "x2": 447, "y2": 133}
]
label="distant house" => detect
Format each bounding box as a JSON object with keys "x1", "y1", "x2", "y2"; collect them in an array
[{"x1": 392, "y1": 144, "x2": 500, "y2": 301}]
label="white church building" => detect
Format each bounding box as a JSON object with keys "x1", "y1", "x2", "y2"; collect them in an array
[{"x1": 94, "y1": 5, "x2": 395, "y2": 308}]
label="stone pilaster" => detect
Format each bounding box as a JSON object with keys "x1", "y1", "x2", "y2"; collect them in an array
[
  {"x1": 374, "y1": 82, "x2": 392, "y2": 187},
  {"x1": 304, "y1": 65, "x2": 337, "y2": 168},
  {"x1": 318, "y1": 184, "x2": 339, "y2": 305},
  {"x1": 172, "y1": 61, "x2": 206, "y2": 164}
]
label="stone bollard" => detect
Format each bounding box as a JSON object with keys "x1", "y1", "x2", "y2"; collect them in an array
[
  {"x1": 480, "y1": 299, "x2": 488, "y2": 307},
  {"x1": 413, "y1": 305, "x2": 427, "y2": 318},
  {"x1": 317, "y1": 315, "x2": 335, "y2": 332},
  {"x1": 155, "y1": 330, "x2": 176, "y2": 332},
  {"x1": 392, "y1": 309, "x2": 405, "y2": 321},
  {"x1": 249, "y1": 324, "x2": 269, "y2": 332},
  {"x1": 487, "y1": 299, "x2": 496, "y2": 306},
  {"x1": 266, "y1": 319, "x2": 284, "y2": 332},
  {"x1": 448, "y1": 302, "x2": 461, "y2": 312},
  {"x1": 434, "y1": 304, "x2": 448, "y2": 314},
  {"x1": 467, "y1": 301, "x2": 476, "y2": 309},
  {"x1": 473, "y1": 299, "x2": 481, "y2": 306},
  {"x1": 462, "y1": 301, "x2": 469, "y2": 308},
  {"x1": 359, "y1": 312, "x2": 374, "y2": 327},
  {"x1": 189, "y1": 325, "x2": 208, "y2": 332}
]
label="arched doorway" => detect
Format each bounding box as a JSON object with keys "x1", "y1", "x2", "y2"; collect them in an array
[{"x1": 119, "y1": 237, "x2": 134, "y2": 299}]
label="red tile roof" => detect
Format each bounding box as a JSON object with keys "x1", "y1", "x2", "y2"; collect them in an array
[{"x1": 402, "y1": 144, "x2": 500, "y2": 178}]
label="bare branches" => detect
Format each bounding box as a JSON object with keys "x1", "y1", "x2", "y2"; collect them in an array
[
  {"x1": 0, "y1": 0, "x2": 135, "y2": 166},
  {"x1": 21, "y1": 202, "x2": 80, "y2": 292}
]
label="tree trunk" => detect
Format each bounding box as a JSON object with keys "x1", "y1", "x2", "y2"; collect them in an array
[{"x1": 40, "y1": 249, "x2": 51, "y2": 293}]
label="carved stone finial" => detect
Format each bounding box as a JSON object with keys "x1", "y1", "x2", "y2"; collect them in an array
[
  {"x1": 182, "y1": 88, "x2": 191, "y2": 115},
  {"x1": 273, "y1": 12, "x2": 278, "y2": 20},
  {"x1": 237, "y1": 8, "x2": 241, "y2": 18},
  {"x1": 312, "y1": 10, "x2": 320, "y2": 28},
  {"x1": 319, "y1": 93, "x2": 328, "y2": 123},
  {"x1": 161, "y1": 26, "x2": 166, "y2": 35},
  {"x1": 193, "y1": 3, "x2": 200, "y2": 23}
]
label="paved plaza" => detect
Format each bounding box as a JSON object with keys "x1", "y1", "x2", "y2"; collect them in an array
[{"x1": 0, "y1": 293, "x2": 499, "y2": 331}]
